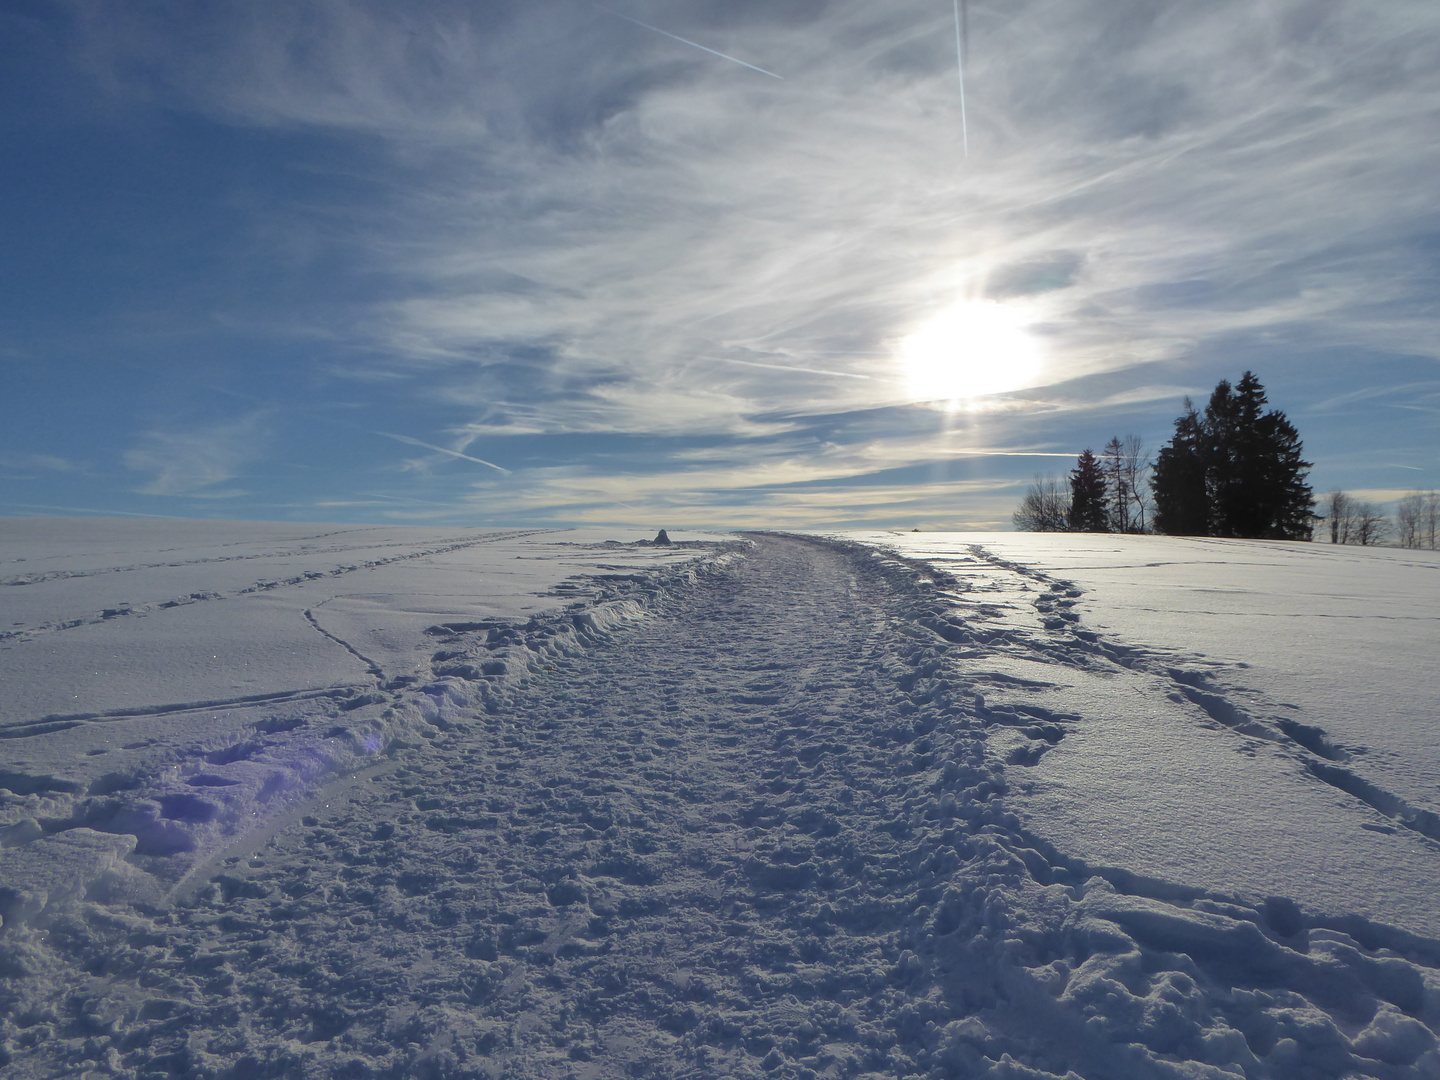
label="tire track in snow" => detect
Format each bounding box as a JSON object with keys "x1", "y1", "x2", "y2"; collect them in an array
[
  {"x1": 3, "y1": 536, "x2": 1438, "y2": 1078},
  {"x1": 0, "y1": 528, "x2": 554, "y2": 591},
  {"x1": 0, "y1": 685, "x2": 376, "y2": 739}
]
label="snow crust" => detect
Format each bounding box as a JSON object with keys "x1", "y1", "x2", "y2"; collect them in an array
[{"x1": 2, "y1": 520, "x2": 1438, "y2": 1079}]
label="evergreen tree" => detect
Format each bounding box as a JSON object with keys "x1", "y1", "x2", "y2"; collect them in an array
[
  {"x1": 1257, "y1": 406, "x2": 1314, "y2": 540},
  {"x1": 1151, "y1": 401, "x2": 1208, "y2": 535},
  {"x1": 1068, "y1": 449, "x2": 1108, "y2": 532},
  {"x1": 1151, "y1": 374, "x2": 1313, "y2": 540}
]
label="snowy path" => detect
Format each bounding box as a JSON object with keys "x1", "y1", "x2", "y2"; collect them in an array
[{"x1": 4, "y1": 535, "x2": 1440, "y2": 1078}]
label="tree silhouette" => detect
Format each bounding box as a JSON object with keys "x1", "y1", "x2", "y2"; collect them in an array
[
  {"x1": 1102, "y1": 437, "x2": 1130, "y2": 533},
  {"x1": 1396, "y1": 493, "x2": 1424, "y2": 548},
  {"x1": 1121, "y1": 434, "x2": 1150, "y2": 533},
  {"x1": 1352, "y1": 500, "x2": 1389, "y2": 546},
  {"x1": 1323, "y1": 490, "x2": 1353, "y2": 544},
  {"x1": 1151, "y1": 401, "x2": 1209, "y2": 536},
  {"x1": 1012, "y1": 473, "x2": 1071, "y2": 532},
  {"x1": 1068, "y1": 449, "x2": 1108, "y2": 532},
  {"x1": 1151, "y1": 373, "x2": 1312, "y2": 540}
]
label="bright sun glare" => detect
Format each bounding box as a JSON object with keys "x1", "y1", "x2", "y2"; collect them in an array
[{"x1": 898, "y1": 300, "x2": 1043, "y2": 403}]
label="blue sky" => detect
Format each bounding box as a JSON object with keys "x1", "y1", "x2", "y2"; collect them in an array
[{"x1": 2, "y1": 0, "x2": 1437, "y2": 529}]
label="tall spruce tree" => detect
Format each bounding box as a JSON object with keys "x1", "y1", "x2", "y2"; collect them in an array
[
  {"x1": 1151, "y1": 373, "x2": 1313, "y2": 540},
  {"x1": 1069, "y1": 449, "x2": 1109, "y2": 532},
  {"x1": 1258, "y1": 406, "x2": 1314, "y2": 539},
  {"x1": 1151, "y1": 401, "x2": 1208, "y2": 535},
  {"x1": 1214, "y1": 372, "x2": 1270, "y2": 536}
]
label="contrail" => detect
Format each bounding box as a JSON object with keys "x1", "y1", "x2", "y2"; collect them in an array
[
  {"x1": 953, "y1": 0, "x2": 969, "y2": 156},
  {"x1": 0, "y1": 502, "x2": 186, "y2": 519},
  {"x1": 377, "y1": 432, "x2": 511, "y2": 474},
  {"x1": 593, "y1": 3, "x2": 783, "y2": 80},
  {"x1": 708, "y1": 356, "x2": 896, "y2": 383}
]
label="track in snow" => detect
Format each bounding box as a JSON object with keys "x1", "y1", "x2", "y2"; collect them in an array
[{"x1": 4, "y1": 535, "x2": 1439, "y2": 1078}]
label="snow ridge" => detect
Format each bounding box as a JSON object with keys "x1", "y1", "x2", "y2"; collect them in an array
[{"x1": 2, "y1": 534, "x2": 1437, "y2": 1078}]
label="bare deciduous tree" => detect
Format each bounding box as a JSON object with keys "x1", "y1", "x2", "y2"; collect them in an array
[
  {"x1": 1397, "y1": 490, "x2": 1440, "y2": 549},
  {"x1": 1012, "y1": 473, "x2": 1071, "y2": 532},
  {"x1": 1323, "y1": 490, "x2": 1352, "y2": 544},
  {"x1": 1122, "y1": 434, "x2": 1151, "y2": 533},
  {"x1": 1101, "y1": 434, "x2": 1150, "y2": 533},
  {"x1": 1396, "y1": 493, "x2": 1424, "y2": 548},
  {"x1": 1352, "y1": 500, "x2": 1389, "y2": 546}
]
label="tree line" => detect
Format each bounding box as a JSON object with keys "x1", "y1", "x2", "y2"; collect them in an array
[
  {"x1": 1322, "y1": 489, "x2": 1440, "y2": 548},
  {"x1": 1015, "y1": 372, "x2": 1315, "y2": 539}
]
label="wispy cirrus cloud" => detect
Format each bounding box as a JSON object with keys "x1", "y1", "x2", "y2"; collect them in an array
[
  {"x1": 341, "y1": 1, "x2": 1440, "y2": 436},
  {"x1": 123, "y1": 414, "x2": 270, "y2": 497},
  {"x1": 11, "y1": 0, "x2": 1440, "y2": 523},
  {"x1": 0, "y1": 452, "x2": 79, "y2": 474}
]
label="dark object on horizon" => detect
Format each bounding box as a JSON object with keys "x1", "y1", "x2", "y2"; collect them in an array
[
  {"x1": 1068, "y1": 449, "x2": 1108, "y2": 532},
  {"x1": 653, "y1": 529, "x2": 672, "y2": 546},
  {"x1": 1151, "y1": 372, "x2": 1313, "y2": 540}
]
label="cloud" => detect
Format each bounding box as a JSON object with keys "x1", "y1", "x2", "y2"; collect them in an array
[
  {"x1": 346, "y1": 1, "x2": 1440, "y2": 432},
  {"x1": 42, "y1": 0, "x2": 1440, "y2": 520},
  {"x1": 0, "y1": 452, "x2": 79, "y2": 474},
  {"x1": 123, "y1": 414, "x2": 269, "y2": 496}
]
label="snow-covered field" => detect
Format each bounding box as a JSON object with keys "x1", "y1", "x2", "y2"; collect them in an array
[
  {"x1": 851, "y1": 532, "x2": 1440, "y2": 937},
  {"x1": 2, "y1": 520, "x2": 1437, "y2": 1079}
]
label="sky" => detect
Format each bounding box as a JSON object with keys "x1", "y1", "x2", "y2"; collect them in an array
[{"x1": 2, "y1": 0, "x2": 1438, "y2": 530}]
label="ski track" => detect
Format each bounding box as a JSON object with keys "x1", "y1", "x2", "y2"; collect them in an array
[
  {"x1": 3, "y1": 535, "x2": 1439, "y2": 1079},
  {"x1": 0, "y1": 529, "x2": 558, "y2": 646},
  {"x1": 957, "y1": 544, "x2": 1440, "y2": 849}
]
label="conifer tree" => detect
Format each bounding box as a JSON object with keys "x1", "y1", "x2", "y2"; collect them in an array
[
  {"x1": 1068, "y1": 449, "x2": 1108, "y2": 532},
  {"x1": 1151, "y1": 401, "x2": 1208, "y2": 535},
  {"x1": 1151, "y1": 374, "x2": 1313, "y2": 540}
]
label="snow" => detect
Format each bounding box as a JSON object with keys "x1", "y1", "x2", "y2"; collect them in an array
[
  {"x1": 1, "y1": 520, "x2": 733, "y2": 887},
  {"x1": 2, "y1": 520, "x2": 1438, "y2": 1078},
  {"x1": 848, "y1": 531, "x2": 1440, "y2": 941}
]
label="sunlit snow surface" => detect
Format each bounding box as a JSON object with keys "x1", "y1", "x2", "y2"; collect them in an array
[
  {"x1": 3, "y1": 520, "x2": 1439, "y2": 1079},
  {"x1": 847, "y1": 532, "x2": 1440, "y2": 939},
  {"x1": 1, "y1": 522, "x2": 727, "y2": 861}
]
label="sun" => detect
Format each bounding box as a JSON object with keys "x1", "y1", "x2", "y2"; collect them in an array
[{"x1": 898, "y1": 300, "x2": 1043, "y2": 403}]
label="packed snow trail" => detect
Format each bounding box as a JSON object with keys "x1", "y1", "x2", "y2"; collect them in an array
[{"x1": 4, "y1": 535, "x2": 1439, "y2": 1078}]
